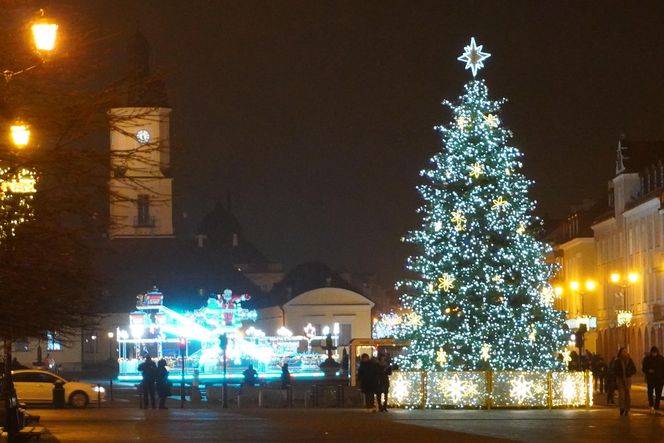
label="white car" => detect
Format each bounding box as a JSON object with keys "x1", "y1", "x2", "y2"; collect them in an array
[{"x1": 11, "y1": 369, "x2": 105, "y2": 408}]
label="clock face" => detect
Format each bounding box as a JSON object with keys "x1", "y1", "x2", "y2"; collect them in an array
[{"x1": 135, "y1": 129, "x2": 151, "y2": 144}]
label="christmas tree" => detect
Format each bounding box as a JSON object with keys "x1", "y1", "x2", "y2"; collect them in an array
[{"x1": 397, "y1": 38, "x2": 566, "y2": 371}]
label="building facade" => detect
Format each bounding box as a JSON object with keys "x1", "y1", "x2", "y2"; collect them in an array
[{"x1": 593, "y1": 140, "x2": 664, "y2": 361}]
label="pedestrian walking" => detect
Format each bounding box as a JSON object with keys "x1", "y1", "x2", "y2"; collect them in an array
[
  {"x1": 611, "y1": 347, "x2": 636, "y2": 416},
  {"x1": 138, "y1": 354, "x2": 157, "y2": 409},
  {"x1": 156, "y1": 358, "x2": 170, "y2": 410},
  {"x1": 376, "y1": 354, "x2": 392, "y2": 412},
  {"x1": 642, "y1": 346, "x2": 664, "y2": 415},
  {"x1": 357, "y1": 353, "x2": 378, "y2": 412}
]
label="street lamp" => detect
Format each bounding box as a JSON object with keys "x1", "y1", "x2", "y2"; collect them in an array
[
  {"x1": 609, "y1": 272, "x2": 639, "y2": 347},
  {"x1": 31, "y1": 20, "x2": 59, "y2": 53},
  {"x1": 569, "y1": 279, "x2": 596, "y2": 317},
  {"x1": 10, "y1": 122, "x2": 30, "y2": 148},
  {"x1": 107, "y1": 332, "x2": 115, "y2": 361}
]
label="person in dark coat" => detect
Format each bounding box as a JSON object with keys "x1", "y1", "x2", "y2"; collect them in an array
[
  {"x1": 357, "y1": 353, "x2": 378, "y2": 411},
  {"x1": 242, "y1": 364, "x2": 258, "y2": 387},
  {"x1": 137, "y1": 355, "x2": 157, "y2": 409},
  {"x1": 156, "y1": 358, "x2": 170, "y2": 410},
  {"x1": 280, "y1": 364, "x2": 291, "y2": 390},
  {"x1": 612, "y1": 347, "x2": 636, "y2": 416},
  {"x1": 376, "y1": 354, "x2": 392, "y2": 412},
  {"x1": 642, "y1": 346, "x2": 664, "y2": 414}
]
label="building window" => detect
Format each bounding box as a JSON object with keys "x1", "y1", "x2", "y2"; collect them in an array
[
  {"x1": 12, "y1": 338, "x2": 30, "y2": 352},
  {"x1": 83, "y1": 332, "x2": 98, "y2": 354},
  {"x1": 136, "y1": 194, "x2": 153, "y2": 226},
  {"x1": 339, "y1": 324, "x2": 352, "y2": 346},
  {"x1": 47, "y1": 332, "x2": 61, "y2": 351}
]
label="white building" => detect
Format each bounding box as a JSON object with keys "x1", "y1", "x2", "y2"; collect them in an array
[
  {"x1": 593, "y1": 140, "x2": 664, "y2": 360},
  {"x1": 256, "y1": 287, "x2": 375, "y2": 352}
]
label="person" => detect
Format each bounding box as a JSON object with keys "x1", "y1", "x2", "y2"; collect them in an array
[
  {"x1": 357, "y1": 353, "x2": 378, "y2": 412},
  {"x1": 156, "y1": 358, "x2": 170, "y2": 410},
  {"x1": 137, "y1": 354, "x2": 157, "y2": 409},
  {"x1": 642, "y1": 346, "x2": 664, "y2": 414},
  {"x1": 612, "y1": 347, "x2": 636, "y2": 416},
  {"x1": 242, "y1": 364, "x2": 258, "y2": 388},
  {"x1": 281, "y1": 364, "x2": 291, "y2": 390},
  {"x1": 376, "y1": 354, "x2": 392, "y2": 412},
  {"x1": 45, "y1": 354, "x2": 56, "y2": 371}
]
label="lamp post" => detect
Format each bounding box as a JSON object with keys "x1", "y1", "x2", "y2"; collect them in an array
[
  {"x1": 567, "y1": 279, "x2": 595, "y2": 365},
  {"x1": 107, "y1": 332, "x2": 114, "y2": 361},
  {"x1": 609, "y1": 272, "x2": 639, "y2": 348},
  {"x1": 569, "y1": 279, "x2": 596, "y2": 319},
  {"x1": 219, "y1": 334, "x2": 228, "y2": 408}
]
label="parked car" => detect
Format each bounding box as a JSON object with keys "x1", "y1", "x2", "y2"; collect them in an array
[{"x1": 8, "y1": 369, "x2": 105, "y2": 408}]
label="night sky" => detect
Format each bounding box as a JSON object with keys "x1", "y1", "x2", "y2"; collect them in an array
[{"x1": 70, "y1": 1, "x2": 664, "y2": 284}]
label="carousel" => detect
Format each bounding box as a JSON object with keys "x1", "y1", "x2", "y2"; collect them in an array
[{"x1": 116, "y1": 288, "x2": 339, "y2": 382}]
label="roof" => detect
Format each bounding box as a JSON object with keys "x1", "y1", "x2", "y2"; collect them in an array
[
  {"x1": 284, "y1": 287, "x2": 374, "y2": 307},
  {"x1": 97, "y1": 237, "x2": 266, "y2": 312}
]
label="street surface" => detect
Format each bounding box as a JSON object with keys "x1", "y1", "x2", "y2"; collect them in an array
[
  {"x1": 25, "y1": 405, "x2": 664, "y2": 443},
  {"x1": 7, "y1": 381, "x2": 663, "y2": 443}
]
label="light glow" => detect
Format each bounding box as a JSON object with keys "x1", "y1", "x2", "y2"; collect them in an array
[
  {"x1": 32, "y1": 21, "x2": 58, "y2": 52},
  {"x1": 457, "y1": 37, "x2": 491, "y2": 77},
  {"x1": 10, "y1": 124, "x2": 30, "y2": 147}
]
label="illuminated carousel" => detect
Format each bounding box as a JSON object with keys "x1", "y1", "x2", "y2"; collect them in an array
[{"x1": 116, "y1": 288, "x2": 340, "y2": 382}]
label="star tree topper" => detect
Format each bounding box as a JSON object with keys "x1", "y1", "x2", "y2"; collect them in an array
[{"x1": 457, "y1": 37, "x2": 491, "y2": 77}]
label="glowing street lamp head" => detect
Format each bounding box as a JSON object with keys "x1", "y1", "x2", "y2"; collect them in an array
[
  {"x1": 10, "y1": 123, "x2": 30, "y2": 147},
  {"x1": 32, "y1": 16, "x2": 58, "y2": 53},
  {"x1": 570, "y1": 281, "x2": 580, "y2": 291},
  {"x1": 585, "y1": 280, "x2": 597, "y2": 291},
  {"x1": 628, "y1": 272, "x2": 639, "y2": 283},
  {"x1": 554, "y1": 286, "x2": 564, "y2": 296},
  {"x1": 610, "y1": 273, "x2": 621, "y2": 283}
]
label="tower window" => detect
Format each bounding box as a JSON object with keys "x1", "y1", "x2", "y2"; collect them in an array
[{"x1": 135, "y1": 194, "x2": 154, "y2": 226}]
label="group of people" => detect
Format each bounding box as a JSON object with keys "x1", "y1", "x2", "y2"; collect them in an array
[
  {"x1": 594, "y1": 346, "x2": 664, "y2": 416},
  {"x1": 357, "y1": 353, "x2": 392, "y2": 412},
  {"x1": 138, "y1": 355, "x2": 171, "y2": 409}
]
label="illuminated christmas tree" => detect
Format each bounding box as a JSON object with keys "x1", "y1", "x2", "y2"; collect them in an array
[{"x1": 397, "y1": 38, "x2": 565, "y2": 371}]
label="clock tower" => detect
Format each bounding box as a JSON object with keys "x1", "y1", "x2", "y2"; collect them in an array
[{"x1": 109, "y1": 29, "x2": 173, "y2": 238}]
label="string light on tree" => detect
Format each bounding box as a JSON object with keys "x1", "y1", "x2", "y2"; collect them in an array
[
  {"x1": 491, "y1": 196, "x2": 508, "y2": 212},
  {"x1": 437, "y1": 274, "x2": 456, "y2": 292},
  {"x1": 481, "y1": 343, "x2": 491, "y2": 362},
  {"x1": 456, "y1": 116, "x2": 469, "y2": 130},
  {"x1": 484, "y1": 114, "x2": 499, "y2": 128},
  {"x1": 395, "y1": 37, "x2": 566, "y2": 371},
  {"x1": 436, "y1": 347, "x2": 448, "y2": 366},
  {"x1": 516, "y1": 223, "x2": 526, "y2": 235},
  {"x1": 468, "y1": 162, "x2": 484, "y2": 179},
  {"x1": 451, "y1": 210, "x2": 467, "y2": 231}
]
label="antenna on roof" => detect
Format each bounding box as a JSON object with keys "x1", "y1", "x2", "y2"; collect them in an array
[{"x1": 616, "y1": 134, "x2": 628, "y2": 175}]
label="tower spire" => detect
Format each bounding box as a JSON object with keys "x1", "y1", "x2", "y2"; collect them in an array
[{"x1": 126, "y1": 27, "x2": 168, "y2": 107}]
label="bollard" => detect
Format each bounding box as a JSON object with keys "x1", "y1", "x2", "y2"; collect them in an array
[
  {"x1": 97, "y1": 383, "x2": 102, "y2": 408},
  {"x1": 137, "y1": 383, "x2": 143, "y2": 409},
  {"x1": 109, "y1": 379, "x2": 114, "y2": 402},
  {"x1": 52, "y1": 380, "x2": 66, "y2": 409}
]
